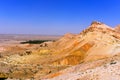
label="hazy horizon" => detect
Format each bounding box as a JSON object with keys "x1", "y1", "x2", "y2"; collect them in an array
[
  {"x1": 0, "y1": 0, "x2": 120, "y2": 35},
  {"x1": 0, "y1": 33, "x2": 62, "y2": 36}
]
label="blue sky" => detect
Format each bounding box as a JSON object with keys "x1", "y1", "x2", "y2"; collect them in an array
[{"x1": 0, "y1": 0, "x2": 120, "y2": 35}]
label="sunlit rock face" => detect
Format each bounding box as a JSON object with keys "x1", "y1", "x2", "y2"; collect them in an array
[
  {"x1": 40, "y1": 21, "x2": 120, "y2": 80},
  {"x1": 115, "y1": 24, "x2": 120, "y2": 33},
  {"x1": 1, "y1": 21, "x2": 120, "y2": 80},
  {"x1": 49, "y1": 21, "x2": 120, "y2": 66}
]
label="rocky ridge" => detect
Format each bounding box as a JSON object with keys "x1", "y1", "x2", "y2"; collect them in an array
[{"x1": 40, "y1": 21, "x2": 120, "y2": 80}]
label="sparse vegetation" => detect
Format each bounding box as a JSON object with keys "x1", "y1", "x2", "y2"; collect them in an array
[
  {"x1": 20, "y1": 40, "x2": 51, "y2": 44},
  {"x1": 110, "y1": 61, "x2": 117, "y2": 65}
]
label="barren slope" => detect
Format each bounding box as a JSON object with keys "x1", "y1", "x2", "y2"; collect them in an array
[
  {"x1": 1, "y1": 21, "x2": 120, "y2": 79},
  {"x1": 45, "y1": 21, "x2": 120, "y2": 66},
  {"x1": 40, "y1": 22, "x2": 120, "y2": 80}
]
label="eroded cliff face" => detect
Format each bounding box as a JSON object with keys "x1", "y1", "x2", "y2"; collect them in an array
[
  {"x1": 46, "y1": 21, "x2": 120, "y2": 66},
  {"x1": 39, "y1": 21, "x2": 120, "y2": 79},
  {"x1": 44, "y1": 55, "x2": 120, "y2": 80}
]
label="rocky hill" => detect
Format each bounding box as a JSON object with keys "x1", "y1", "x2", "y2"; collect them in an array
[
  {"x1": 1, "y1": 21, "x2": 120, "y2": 80},
  {"x1": 44, "y1": 21, "x2": 120, "y2": 65},
  {"x1": 39, "y1": 21, "x2": 120, "y2": 80}
]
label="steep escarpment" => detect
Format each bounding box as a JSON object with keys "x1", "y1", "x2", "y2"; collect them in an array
[
  {"x1": 40, "y1": 21, "x2": 120, "y2": 79},
  {"x1": 46, "y1": 21, "x2": 120, "y2": 66}
]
